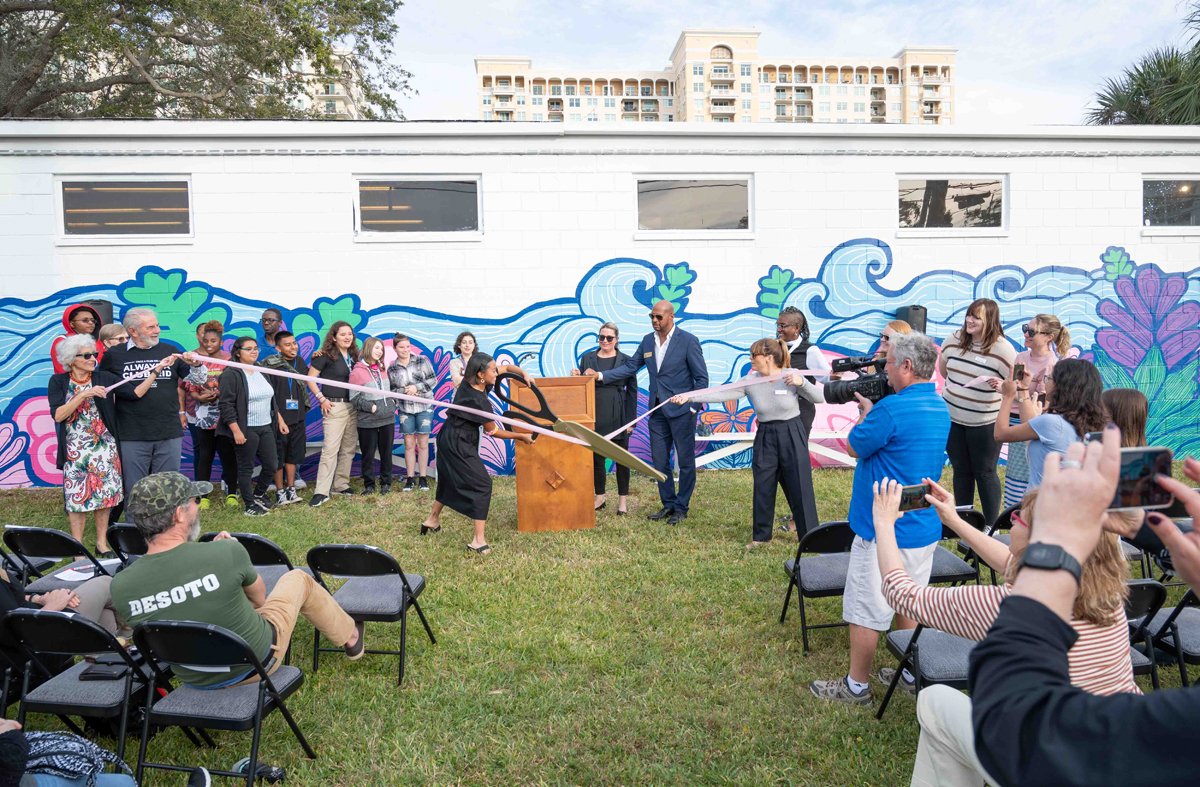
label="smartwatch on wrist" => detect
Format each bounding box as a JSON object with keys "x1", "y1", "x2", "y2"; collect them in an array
[{"x1": 1019, "y1": 542, "x2": 1082, "y2": 586}]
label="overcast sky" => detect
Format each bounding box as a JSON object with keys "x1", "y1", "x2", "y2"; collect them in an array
[{"x1": 390, "y1": 0, "x2": 1193, "y2": 126}]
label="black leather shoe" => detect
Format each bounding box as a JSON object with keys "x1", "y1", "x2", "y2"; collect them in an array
[
  {"x1": 647, "y1": 506, "x2": 673, "y2": 521},
  {"x1": 667, "y1": 511, "x2": 687, "y2": 526}
]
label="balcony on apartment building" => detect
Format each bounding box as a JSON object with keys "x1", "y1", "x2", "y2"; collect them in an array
[
  {"x1": 622, "y1": 101, "x2": 638, "y2": 112},
  {"x1": 547, "y1": 100, "x2": 564, "y2": 112},
  {"x1": 493, "y1": 82, "x2": 515, "y2": 95},
  {"x1": 710, "y1": 68, "x2": 735, "y2": 83},
  {"x1": 921, "y1": 73, "x2": 945, "y2": 84},
  {"x1": 795, "y1": 87, "x2": 812, "y2": 100},
  {"x1": 922, "y1": 103, "x2": 941, "y2": 116},
  {"x1": 641, "y1": 101, "x2": 658, "y2": 112},
  {"x1": 710, "y1": 100, "x2": 736, "y2": 114},
  {"x1": 870, "y1": 88, "x2": 886, "y2": 102}
]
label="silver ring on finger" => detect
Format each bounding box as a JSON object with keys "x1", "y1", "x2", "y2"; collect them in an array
[{"x1": 1059, "y1": 459, "x2": 1082, "y2": 470}]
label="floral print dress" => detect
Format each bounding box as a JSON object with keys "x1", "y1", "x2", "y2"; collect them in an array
[{"x1": 62, "y1": 379, "x2": 123, "y2": 513}]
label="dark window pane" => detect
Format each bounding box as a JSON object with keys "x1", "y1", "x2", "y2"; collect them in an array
[
  {"x1": 62, "y1": 181, "x2": 190, "y2": 235},
  {"x1": 358, "y1": 180, "x2": 478, "y2": 232},
  {"x1": 1143, "y1": 180, "x2": 1200, "y2": 226},
  {"x1": 898, "y1": 178, "x2": 1003, "y2": 228},
  {"x1": 637, "y1": 180, "x2": 749, "y2": 230}
]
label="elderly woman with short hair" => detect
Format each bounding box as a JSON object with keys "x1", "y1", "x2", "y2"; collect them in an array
[{"x1": 46, "y1": 334, "x2": 134, "y2": 555}]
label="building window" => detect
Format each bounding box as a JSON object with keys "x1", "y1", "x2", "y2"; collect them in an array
[
  {"x1": 483, "y1": 111, "x2": 493, "y2": 120},
  {"x1": 740, "y1": 63, "x2": 752, "y2": 77},
  {"x1": 742, "y1": 99, "x2": 751, "y2": 110},
  {"x1": 693, "y1": 64, "x2": 704, "y2": 76},
  {"x1": 836, "y1": 85, "x2": 848, "y2": 95},
  {"x1": 587, "y1": 112, "x2": 598, "y2": 121},
  {"x1": 534, "y1": 113, "x2": 544, "y2": 121},
  {"x1": 854, "y1": 102, "x2": 865, "y2": 112},
  {"x1": 551, "y1": 85, "x2": 562, "y2": 96},
  {"x1": 1143, "y1": 179, "x2": 1200, "y2": 226},
  {"x1": 854, "y1": 86, "x2": 866, "y2": 96},
  {"x1": 665, "y1": 98, "x2": 673, "y2": 107},
  {"x1": 818, "y1": 85, "x2": 830, "y2": 96},
  {"x1": 584, "y1": 86, "x2": 593, "y2": 95},
  {"x1": 569, "y1": 97, "x2": 580, "y2": 107},
  {"x1": 533, "y1": 97, "x2": 543, "y2": 106},
  {"x1": 517, "y1": 111, "x2": 526, "y2": 121},
  {"x1": 637, "y1": 178, "x2": 750, "y2": 231},
  {"x1": 517, "y1": 96, "x2": 525, "y2": 105},
  {"x1": 59, "y1": 179, "x2": 191, "y2": 237},
  {"x1": 693, "y1": 99, "x2": 704, "y2": 111},
  {"x1": 482, "y1": 96, "x2": 491, "y2": 105},
  {"x1": 898, "y1": 177, "x2": 1004, "y2": 229},
  {"x1": 818, "y1": 102, "x2": 830, "y2": 112},
  {"x1": 604, "y1": 97, "x2": 615, "y2": 108},
  {"x1": 836, "y1": 102, "x2": 847, "y2": 111},
  {"x1": 605, "y1": 113, "x2": 616, "y2": 121},
  {"x1": 533, "y1": 85, "x2": 544, "y2": 95},
  {"x1": 760, "y1": 100, "x2": 771, "y2": 111},
  {"x1": 357, "y1": 179, "x2": 479, "y2": 234},
  {"x1": 741, "y1": 83, "x2": 751, "y2": 93},
  {"x1": 711, "y1": 45, "x2": 732, "y2": 59},
  {"x1": 587, "y1": 97, "x2": 597, "y2": 107},
  {"x1": 693, "y1": 81, "x2": 703, "y2": 93},
  {"x1": 324, "y1": 100, "x2": 337, "y2": 114},
  {"x1": 570, "y1": 113, "x2": 582, "y2": 121},
  {"x1": 565, "y1": 86, "x2": 576, "y2": 96}
]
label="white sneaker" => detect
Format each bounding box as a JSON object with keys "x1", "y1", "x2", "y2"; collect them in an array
[
  {"x1": 276, "y1": 490, "x2": 289, "y2": 507},
  {"x1": 286, "y1": 487, "x2": 300, "y2": 505}
]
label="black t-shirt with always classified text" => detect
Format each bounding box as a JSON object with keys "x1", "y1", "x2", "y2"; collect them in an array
[{"x1": 99, "y1": 340, "x2": 197, "y2": 441}]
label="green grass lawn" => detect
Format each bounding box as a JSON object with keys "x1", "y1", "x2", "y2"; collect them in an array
[{"x1": 0, "y1": 465, "x2": 1178, "y2": 786}]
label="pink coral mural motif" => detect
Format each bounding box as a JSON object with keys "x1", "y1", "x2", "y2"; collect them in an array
[
  {"x1": 13, "y1": 397, "x2": 62, "y2": 486},
  {"x1": 0, "y1": 422, "x2": 32, "y2": 488}
]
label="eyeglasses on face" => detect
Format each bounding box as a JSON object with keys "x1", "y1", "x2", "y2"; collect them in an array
[
  {"x1": 242, "y1": 346, "x2": 260, "y2": 353},
  {"x1": 598, "y1": 334, "x2": 617, "y2": 342},
  {"x1": 262, "y1": 316, "x2": 281, "y2": 324},
  {"x1": 75, "y1": 352, "x2": 99, "y2": 359},
  {"x1": 776, "y1": 321, "x2": 797, "y2": 330}
]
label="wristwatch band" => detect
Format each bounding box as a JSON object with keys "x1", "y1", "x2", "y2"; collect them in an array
[{"x1": 1019, "y1": 542, "x2": 1083, "y2": 585}]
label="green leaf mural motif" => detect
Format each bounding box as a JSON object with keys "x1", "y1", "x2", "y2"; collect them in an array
[
  {"x1": 1100, "y1": 246, "x2": 1134, "y2": 281},
  {"x1": 756, "y1": 265, "x2": 802, "y2": 319},
  {"x1": 290, "y1": 295, "x2": 365, "y2": 340},
  {"x1": 1089, "y1": 346, "x2": 1137, "y2": 390},
  {"x1": 117, "y1": 268, "x2": 230, "y2": 350},
  {"x1": 654, "y1": 263, "x2": 696, "y2": 313}
]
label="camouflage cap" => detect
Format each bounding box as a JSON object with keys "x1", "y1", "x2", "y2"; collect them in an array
[{"x1": 127, "y1": 472, "x2": 213, "y2": 520}]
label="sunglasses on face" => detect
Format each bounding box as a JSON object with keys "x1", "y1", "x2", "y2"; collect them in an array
[
  {"x1": 879, "y1": 333, "x2": 892, "y2": 342},
  {"x1": 75, "y1": 352, "x2": 99, "y2": 360},
  {"x1": 1022, "y1": 325, "x2": 1050, "y2": 336},
  {"x1": 598, "y1": 334, "x2": 617, "y2": 343},
  {"x1": 649, "y1": 313, "x2": 666, "y2": 321}
]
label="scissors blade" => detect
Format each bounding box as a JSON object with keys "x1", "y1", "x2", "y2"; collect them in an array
[{"x1": 553, "y1": 419, "x2": 667, "y2": 483}]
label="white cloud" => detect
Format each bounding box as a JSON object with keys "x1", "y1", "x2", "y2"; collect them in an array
[{"x1": 389, "y1": 0, "x2": 1191, "y2": 125}]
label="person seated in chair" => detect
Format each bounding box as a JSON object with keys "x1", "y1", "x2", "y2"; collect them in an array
[{"x1": 109, "y1": 472, "x2": 364, "y2": 688}]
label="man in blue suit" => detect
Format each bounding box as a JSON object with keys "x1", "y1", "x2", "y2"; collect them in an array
[{"x1": 587, "y1": 300, "x2": 709, "y2": 525}]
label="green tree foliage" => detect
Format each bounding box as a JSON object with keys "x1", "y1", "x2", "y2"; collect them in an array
[
  {"x1": 0, "y1": 0, "x2": 412, "y2": 119},
  {"x1": 1086, "y1": 4, "x2": 1200, "y2": 124}
]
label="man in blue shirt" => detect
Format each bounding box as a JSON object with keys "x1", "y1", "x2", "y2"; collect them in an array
[{"x1": 811, "y1": 332, "x2": 950, "y2": 705}]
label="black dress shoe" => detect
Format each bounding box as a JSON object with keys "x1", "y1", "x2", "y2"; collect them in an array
[
  {"x1": 667, "y1": 511, "x2": 687, "y2": 526},
  {"x1": 647, "y1": 506, "x2": 673, "y2": 521}
]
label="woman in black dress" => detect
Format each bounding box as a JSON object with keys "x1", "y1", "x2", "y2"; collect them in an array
[
  {"x1": 420, "y1": 353, "x2": 534, "y2": 554},
  {"x1": 574, "y1": 321, "x2": 637, "y2": 514}
]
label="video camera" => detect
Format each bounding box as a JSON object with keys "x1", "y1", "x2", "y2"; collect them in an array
[{"x1": 823, "y1": 355, "x2": 893, "y2": 405}]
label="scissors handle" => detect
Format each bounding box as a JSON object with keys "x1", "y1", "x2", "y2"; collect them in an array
[{"x1": 493, "y1": 371, "x2": 556, "y2": 423}]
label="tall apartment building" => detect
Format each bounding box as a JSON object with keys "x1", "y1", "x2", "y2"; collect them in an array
[{"x1": 475, "y1": 29, "x2": 955, "y2": 125}]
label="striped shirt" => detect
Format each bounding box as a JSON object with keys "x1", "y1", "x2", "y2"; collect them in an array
[
  {"x1": 940, "y1": 330, "x2": 1017, "y2": 426},
  {"x1": 882, "y1": 568, "x2": 1140, "y2": 696},
  {"x1": 245, "y1": 371, "x2": 275, "y2": 428}
]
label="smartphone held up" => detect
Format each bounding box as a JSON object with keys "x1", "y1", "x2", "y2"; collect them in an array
[
  {"x1": 898, "y1": 482, "x2": 933, "y2": 512},
  {"x1": 1108, "y1": 446, "x2": 1174, "y2": 511}
]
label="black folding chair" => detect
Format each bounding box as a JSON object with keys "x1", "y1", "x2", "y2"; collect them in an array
[
  {"x1": 779, "y1": 521, "x2": 855, "y2": 654},
  {"x1": 3, "y1": 608, "x2": 148, "y2": 761},
  {"x1": 952, "y1": 508, "x2": 989, "y2": 582},
  {"x1": 307, "y1": 544, "x2": 435, "y2": 685},
  {"x1": 133, "y1": 620, "x2": 314, "y2": 787},
  {"x1": 1125, "y1": 579, "x2": 1167, "y2": 690},
  {"x1": 0, "y1": 543, "x2": 54, "y2": 584},
  {"x1": 1150, "y1": 590, "x2": 1200, "y2": 686},
  {"x1": 3, "y1": 526, "x2": 112, "y2": 593},
  {"x1": 199, "y1": 532, "x2": 311, "y2": 595},
  {"x1": 107, "y1": 523, "x2": 147, "y2": 566},
  {"x1": 931, "y1": 524, "x2": 979, "y2": 586},
  {"x1": 876, "y1": 624, "x2": 975, "y2": 720}
]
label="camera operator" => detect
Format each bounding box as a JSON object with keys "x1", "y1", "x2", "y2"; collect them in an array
[{"x1": 810, "y1": 332, "x2": 951, "y2": 705}]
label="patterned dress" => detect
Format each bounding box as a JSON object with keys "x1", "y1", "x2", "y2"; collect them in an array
[{"x1": 62, "y1": 379, "x2": 123, "y2": 513}]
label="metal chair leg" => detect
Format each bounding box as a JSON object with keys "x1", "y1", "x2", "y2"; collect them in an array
[{"x1": 779, "y1": 577, "x2": 796, "y2": 624}]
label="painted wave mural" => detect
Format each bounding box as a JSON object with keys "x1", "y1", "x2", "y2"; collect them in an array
[{"x1": 1, "y1": 239, "x2": 1196, "y2": 488}]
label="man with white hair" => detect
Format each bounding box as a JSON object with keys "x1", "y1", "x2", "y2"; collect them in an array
[
  {"x1": 810, "y1": 332, "x2": 951, "y2": 705},
  {"x1": 99, "y1": 307, "x2": 208, "y2": 519}
]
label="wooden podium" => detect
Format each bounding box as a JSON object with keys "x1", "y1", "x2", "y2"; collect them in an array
[{"x1": 511, "y1": 376, "x2": 596, "y2": 532}]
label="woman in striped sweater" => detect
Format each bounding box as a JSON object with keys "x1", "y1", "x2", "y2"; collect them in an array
[
  {"x1": 873, "y1": 478, "x2": 1138, "y2": 786},
  {"x1": 937, "y1": 298, "x2": 1016, "y2": 526}
]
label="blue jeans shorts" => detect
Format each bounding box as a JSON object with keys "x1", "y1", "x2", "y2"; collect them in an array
[{"x1": 398, "y1": 410, "x2": 433, "y2": 435}]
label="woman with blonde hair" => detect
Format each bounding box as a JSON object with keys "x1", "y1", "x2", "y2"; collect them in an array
[
  {"x1": 938, "y1": 298, "x2": 1016, "y2": 525},
  {"x1": 873, "y1": 475, "x2": 1137, "y2": 784},
  {"x1": 306, "y1": 321, "x2": 361, "y2": 507},
  {"x1": 674, "y1": 338, "x2": 823, "y2": 546},
  {"x1": 1002, "y1": 313, "x2": 1072, "y2": 507}
]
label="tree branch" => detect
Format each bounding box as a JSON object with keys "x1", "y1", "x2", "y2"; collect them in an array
[
  {"x1": 9, "y1": 71, "x2": 146, "y2": 116},
  {"x1": 0, "y1": 12, "x2": 65, "y2": 115},
  {"x1": 119, "y1": 43, "x2": 235, "y2": 102},
  {"x1": 0, "y1": 1, "x2": 57, "y2": 14}
]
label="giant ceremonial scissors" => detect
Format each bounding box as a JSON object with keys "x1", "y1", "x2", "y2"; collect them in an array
[{"x1": 493, "y1": 372, "x2": 666, "y2": 483}]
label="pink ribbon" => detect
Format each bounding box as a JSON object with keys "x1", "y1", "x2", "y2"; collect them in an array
[
  {"x1": 603, "y1": 369, "x2": 822, "y2": 439},
  {"x1": 102, "y1": 355, "x2": 587, "y2": 446}
]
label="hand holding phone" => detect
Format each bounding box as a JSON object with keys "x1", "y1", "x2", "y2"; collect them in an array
[
  {"x1": 898, "y1": 482, "x2": 933, "y2": 512},
  {"x1": 1013, "y1": 363, "x2": 1026, "y2": 383}
]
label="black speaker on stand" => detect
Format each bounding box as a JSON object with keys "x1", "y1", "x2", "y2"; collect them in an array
[
  {"x1": 82, "y1": 299, "x2": 115, "y2": 328},
  {"x1": 895, "y1": 305, "x2": 927, "y2": 335}
]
